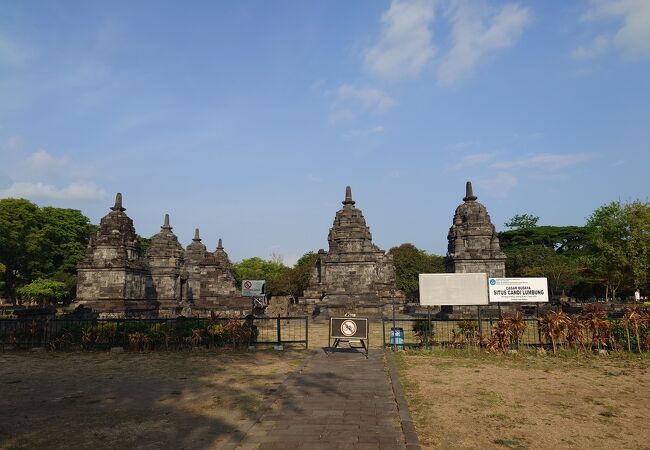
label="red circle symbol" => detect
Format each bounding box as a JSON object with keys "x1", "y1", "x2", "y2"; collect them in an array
[
  {"x1": 340, "y1": 320, "x2": 357, "y2": 337},
  {"x1": 244, "y1": 281, "x2": 252, "y2": 289}
]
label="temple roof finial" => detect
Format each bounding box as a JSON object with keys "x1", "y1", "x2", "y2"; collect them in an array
[
  {"x1": 110, "y1": 192, "x2": 126, "y2": 212},
  {"x1": 463, "y1": 181, "x2": 477, "y2": 202},
  {"x1": 193, "y1": 228, "x2": 201, "y2": 242},
  {"x1": 217, "y1": 238, "x2": 223, "y2": 250},
  {"x1": 162, "y1": 213, "x2": 172, "y2": 230},
  {"x1": 342, "y1": 185, "x2": 355, "y2": 206}
]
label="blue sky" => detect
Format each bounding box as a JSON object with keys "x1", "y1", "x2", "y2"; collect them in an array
[{"x1": 1, "y1": 0, "x2": 649, "y2": 265}]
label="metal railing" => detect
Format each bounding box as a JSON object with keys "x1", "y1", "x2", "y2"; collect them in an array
[
  {"x1": 382, "y1": 318, "x2": 542, "y2": 348},
  {"x1": 0, "y1": 316, "x2": 308, "y2": 350}
]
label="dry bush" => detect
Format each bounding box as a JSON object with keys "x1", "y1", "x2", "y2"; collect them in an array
[{"x1": 540, "y1": 311, "x2": 569, "y2": 353}]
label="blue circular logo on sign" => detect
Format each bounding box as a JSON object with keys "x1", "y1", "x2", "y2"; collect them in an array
[{"x1": 489, "y1": 279, "x2": 496, "y2": 285}]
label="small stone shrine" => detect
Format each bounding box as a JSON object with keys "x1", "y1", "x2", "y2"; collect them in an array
[
  {"x1": 76, "y1": 193, "x2": 150, "y2": 314},
  {"x1": 195, "y1": 238, "x2": 241, "y2": 308},
  {"x1": 145, "y1": 214, "x2": 184, "y2": 312},
  {"x1": 445, "y1": 181, "x2": 506, "y2": 277},
  {"x1": 299, "y1": 186, "x2": 405, "y2": 317},
  {"x1": 75, "y1": 194, "x2": 245, "y2": 317}
]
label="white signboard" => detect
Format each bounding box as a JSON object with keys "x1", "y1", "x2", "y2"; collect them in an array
[
  {"x1": 242, "y1": 280, "x2": 265, "y2": 297},
  {"x1": 419, "y1": 273, "x2": 489, "y2": 306},
  {"x1": 488, "y1": 277, "x2": 549, "y2": 303}
]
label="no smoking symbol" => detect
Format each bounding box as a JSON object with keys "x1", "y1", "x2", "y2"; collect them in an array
[
  {"x1": 244, "y1": 281, "x2": 252, "y2": 289},
  {"x1": 340, "y1": 319, "x2": 357, "y2": 337}
]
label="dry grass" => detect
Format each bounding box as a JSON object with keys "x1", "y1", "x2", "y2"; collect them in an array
[
  {"x1": 0, "y1": 349, "x2": 309, "y2": 449},
  {"x1": 394, "y1": 349, "x2": 650, "y2": 450}
]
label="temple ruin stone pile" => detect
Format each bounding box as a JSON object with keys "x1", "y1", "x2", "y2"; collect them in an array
[
  {"x1": 445, "y1": 181, "x2": 506, "y2": 277},
  {"x1": 75, "y1": 182, "x2": 506, "y2": 318},
  {"x1": 76, "y1": 194, "x2": 245, "y2": 317},
  {"x1": 298, "y1": 186, "x2": 405, "y2": 317}
]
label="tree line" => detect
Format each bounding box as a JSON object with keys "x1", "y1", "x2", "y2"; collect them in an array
[{"x1": 1, "y1": 197, "x2": 648, "y2": 306}]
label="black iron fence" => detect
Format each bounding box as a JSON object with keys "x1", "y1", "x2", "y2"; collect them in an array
[
  {"x1": 0, "y1": 316, "x2": 308, "y2": 350},
  {"x1": 382, "y1": 318, "x2": 543, "y2": 348}
]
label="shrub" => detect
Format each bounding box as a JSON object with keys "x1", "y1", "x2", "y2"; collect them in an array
[{"x1": 412, "y1": 320, "x2": 434, "y2": 346}]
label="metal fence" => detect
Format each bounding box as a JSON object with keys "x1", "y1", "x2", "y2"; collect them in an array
[
  {"x1": 382, "y1": 318, "x2": 542, "y2": 348},
  {"x1": 0, "y1": 316, "x2": 308, "y2": 350}
]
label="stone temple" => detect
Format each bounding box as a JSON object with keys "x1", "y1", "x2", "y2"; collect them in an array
[
  {"x1": 445, "y1": 181, "x2": 506, "y2": 277},
  {"x1": 76, "y1": 193, "x2": 246, "y2": 317},
  {"x1": 299, "y1": 186, "x2": 405, "y2": 317}
]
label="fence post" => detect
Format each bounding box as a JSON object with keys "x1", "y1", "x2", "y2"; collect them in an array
[
  {"x1": 305, "y1": 316, "x2": 309, "y2": 349},
  {"x1": 274, "y1": 314, "x2": 283, "y2": 350},
  {"x1": 382, "y1": 318, "x2": 386, "y2": 348}
]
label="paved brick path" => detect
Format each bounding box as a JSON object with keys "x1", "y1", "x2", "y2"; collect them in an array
[{"x1": 233, "y1": 348, "x2": 409, "y2": 450}]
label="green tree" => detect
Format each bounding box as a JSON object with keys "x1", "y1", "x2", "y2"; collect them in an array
[
  {"x1": 504, "y1": 213, "x2": 540, "y2": 229},
  {"x1": 0, "y1": 199, "x2": 44, "y2": 303},
  {"x1": 16, "y1": 278, "x2": 69, "y2": 307},
  {"x1": 39, "y1": 207, "x2": 95, "y2": 299},
  {"x1": 233, "y1": 257, "x2": 290, "y2": 296},
  {"x1": 388, "y1": 243, "x2": 445, "y2": 301},
  {"x1": 138, "y1": 236, "x2": 152, "y2": 255},
  {"x1": 519, "y1": 247, "x2": 580, "y2": 297},
  {"x1": 272, "y1": 252, "x2": 320, "y2": 298},
  {"x1": 586, "y1": 200, "x2": 650, "y2": 300},
  {"x1": 499, "y1": 225, "x2": 590, "y2": 256},
  {"x1": 500, "y1": 223, "x2": 592, "y2": 299},
  {"x1": 0, "y1": 199, "x2": 94, "y2": 303}
]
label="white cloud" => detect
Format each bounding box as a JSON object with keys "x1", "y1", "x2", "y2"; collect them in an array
[
  {"x1": 0, "y1": 181, "x2": 106, "y2": 201},
  {"x1": 489, "y1": 153, "x2": 594, "y2": 170},
  {"x1": 451, "y1": 151, "x2": 595, "y2": 198},
  {"x1": 453, "y1": 152, "x2": 494, "y2": 169},
  {"x1": 26, "y1": 149, "x2": 67, "y2": 170},
  {"x1": 335, "y1": 84, "x2": 396, "y2": 113},
  {"x1": 578, "y1": 0, "x2": 650, "y2": 60},
  {"x1": 330, "y1": 84, "x2": 396, "y2": 122},
  {"x1": 475, "y1": 172, "x2": 518, "y2": 198},
  {"x1": 438, "y1": 2, "x2": 531, "y2": 85},
  {"x1": 364, "y1": 0, "x2": 438, "y2": 79},
  {"x1": 571, "y1": 35, "x2": 611, "y2": 60}
]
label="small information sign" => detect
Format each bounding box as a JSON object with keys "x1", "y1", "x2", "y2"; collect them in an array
[
  {"x1": 242, "y1": 280, "x2": 265, "y2": 297},
  {"x1": 488, "y1": 277, "x2": 549, "y2": 303},
  {"x1": 328, "y1": 317, "x2": 369, "y2": 357}
]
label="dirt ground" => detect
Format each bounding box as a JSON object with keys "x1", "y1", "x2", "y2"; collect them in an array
[
  {"x1": 0, "y1": 350, "x2": 308, "y2": 450},
  {"x1": 395, "y1": 350, "x2": 650, "y2": 450}
]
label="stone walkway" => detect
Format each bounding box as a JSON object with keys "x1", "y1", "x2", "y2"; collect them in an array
[{"x1": 231, "y1": 348, "x2": 414, "y2": 450}]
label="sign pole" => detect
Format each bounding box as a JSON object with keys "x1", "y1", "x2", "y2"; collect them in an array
[
  {"x1": 391, "y1": 295, "x2": 396, "y2": 352},
  {"x1": 426, "y1": 306, "x2": 432, "y2": 350}
]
